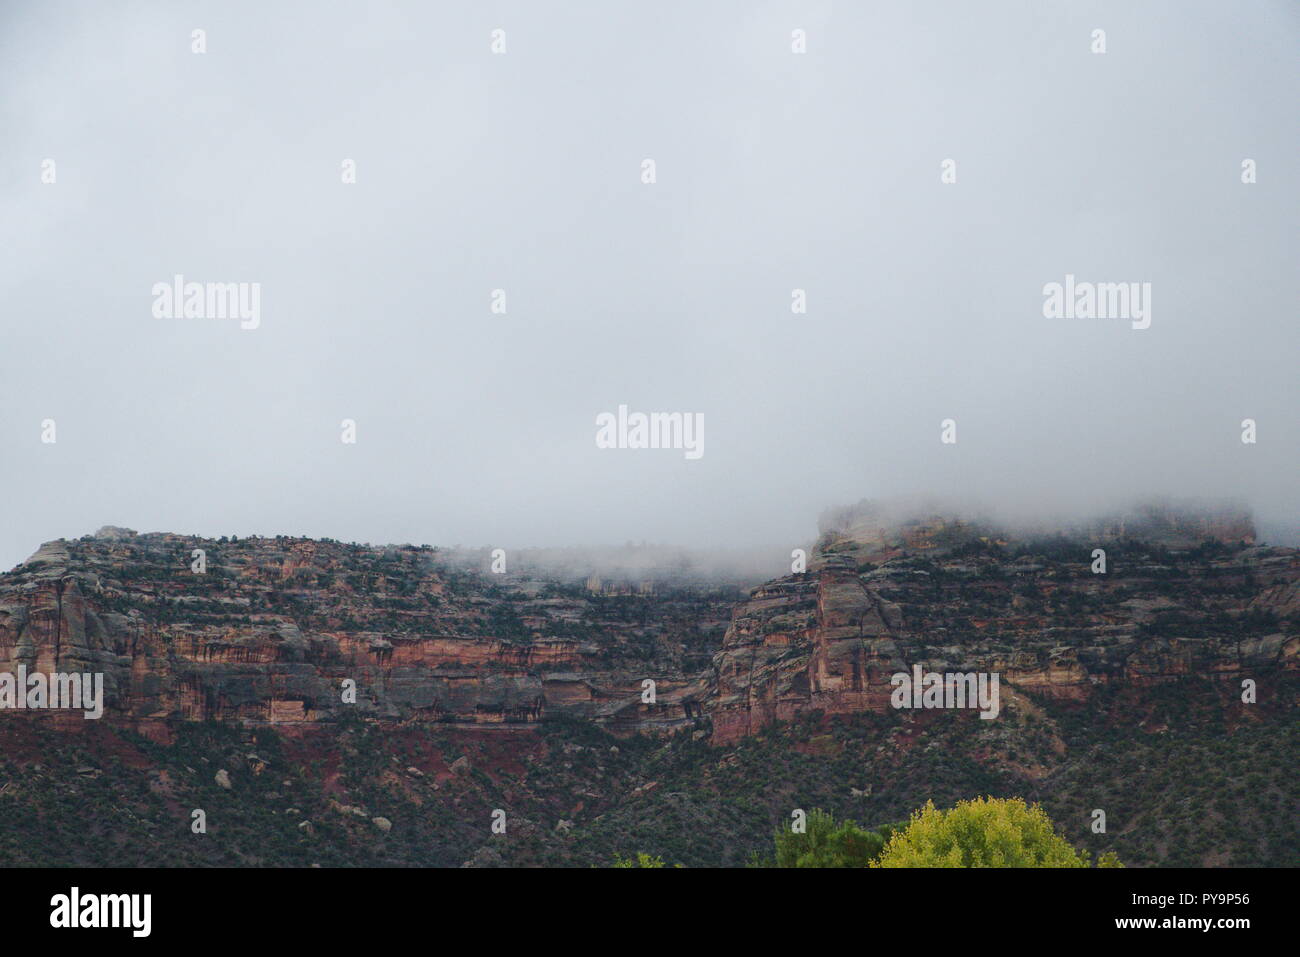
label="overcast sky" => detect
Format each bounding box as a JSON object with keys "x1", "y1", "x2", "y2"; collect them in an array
[{"x1": 1, "y1": 0, "x2": 1296, "y2": 571}]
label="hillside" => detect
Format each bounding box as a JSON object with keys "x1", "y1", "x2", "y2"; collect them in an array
[{"x1": 0, "y1": 507, "x2": 1295, "y2": 867}]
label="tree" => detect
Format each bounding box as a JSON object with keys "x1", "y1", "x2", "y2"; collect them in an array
[
  {"x1": 612, "y1": 852, "x2": 669, "y2": 868},
  {"x1": 871, "y1": 796, "x2": 1122, "y2": 868},
  {"x1": 758, "y1": 809, "x2": 887, "y2": 868}
]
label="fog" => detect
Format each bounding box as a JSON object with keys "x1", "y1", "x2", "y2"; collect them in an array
[{"x1": 2, "y1": 1, "x2": 1297, "y2": 573}]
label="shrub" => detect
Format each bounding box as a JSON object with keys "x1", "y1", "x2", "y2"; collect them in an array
[
  {"x1": 758, "y1": 809, "x2": 887, "y2": 868},
  {"x1": 612, "y1": 852, "x2": 670, "y2": 868}
]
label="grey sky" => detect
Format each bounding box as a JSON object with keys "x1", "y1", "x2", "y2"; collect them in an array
[{"x1": 2, "y1": 1, "x2": 1297, "y2": 572}]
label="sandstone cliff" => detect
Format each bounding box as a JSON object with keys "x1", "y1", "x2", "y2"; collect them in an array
[
  {"x1": 0, "y1": 532, "x2": 731, "y2": 739},
  {"x1": 705, "y1": 507, "x2": 1295, "y2": 743},
  {"x1": 1, "y1": 506, "x2": 1293, "y2": 747}
]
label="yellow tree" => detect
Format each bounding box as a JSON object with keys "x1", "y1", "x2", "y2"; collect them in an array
[{"x1": 871, "y1": 796, "x2": 1122, "y2": 868}]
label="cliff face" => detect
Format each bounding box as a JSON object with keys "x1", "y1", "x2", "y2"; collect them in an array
[
  {"x1": 2, "y1": 507, "x2": 1295, "y2": 746},
  {"x1": 2, "y1": 512, "x2": 1295, "y2": 870},
  {"x1": 0, "y1": 532, "x2": 732, "y2": 739},
  {"x1": 705, "y1": 559, "x2": 904, "y2": 744},
  {"x1": 705, "y1": 511, "x2": 1296, "y2": 743}
]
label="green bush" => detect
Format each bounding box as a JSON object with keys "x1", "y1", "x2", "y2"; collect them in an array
[{"x1": 759, "y1": 809, "x2": 887, "y2": 868}]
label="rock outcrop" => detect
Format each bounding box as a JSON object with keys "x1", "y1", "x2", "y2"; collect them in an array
[
  {"x1": 0, "y1": 533, "x2": 735, "y2": 739},
  {"x1": 704, "y1": 506, "x2": 1295, "y2": 743}
]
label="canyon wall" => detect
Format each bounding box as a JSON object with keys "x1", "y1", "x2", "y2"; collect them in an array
[
  {"x1": 0, "y1": 532, "x2": 726, "y2": 740},
  {"x1": 1, "y1": 507, "x2": 1294, "y2": 745},
  {"x1": 705, "y1": 511, "x2": 1295, "y2": 742}
]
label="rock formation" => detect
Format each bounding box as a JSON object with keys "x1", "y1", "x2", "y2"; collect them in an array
[
  {"x1": 705, "y1": 505, "x2": 1293, "y2": 742},
  {"x1": 0, "y1": 504, "x2": 1293, "y2": 747},
  {"x1": 0, "y1": 532, "x2": 731, "y2": 739}
]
